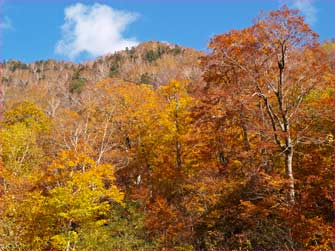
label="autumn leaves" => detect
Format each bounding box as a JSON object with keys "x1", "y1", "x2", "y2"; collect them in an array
[{"x1": 0, "y1": 6, "x2": 334, "y2": 251}]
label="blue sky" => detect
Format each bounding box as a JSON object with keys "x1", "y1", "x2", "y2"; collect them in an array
[{"x1": 1, "y1": 0, "x2": 334, "y2": 63}]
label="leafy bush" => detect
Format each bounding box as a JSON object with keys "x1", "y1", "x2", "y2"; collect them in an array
[
  {"x1": 170, "y1": 46, "x2": 182, "y2": 55},
  {"x1": 144, "y1": 46, "x2": 167, "y2": 63},
  {"x1": 139, "y1": 73, "x2": 152, "y2": 84},
  {"x1": 69, "y1": 79, "x2": 86, "y2": 94},
  {"x1": 109, "y1": 62, "x2": 119, "y2": 77},
  {"x1": 9, "y1": 61, "x2": 29, "y2": 72}
]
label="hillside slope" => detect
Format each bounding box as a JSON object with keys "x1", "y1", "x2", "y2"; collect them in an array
[{"x1": 1, "y1": 41, "x2": 203, "y2": 113}]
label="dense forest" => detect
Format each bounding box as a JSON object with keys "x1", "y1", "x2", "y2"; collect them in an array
[{"x1": 0, "y1": 6, "x2": 334, "y2": 251}]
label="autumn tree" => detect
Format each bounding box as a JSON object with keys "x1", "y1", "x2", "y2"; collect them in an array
[
  {"x1": 0, "y1": 102, "x2": 51, "y2": 250},
  {"x1": 197, "y1": 6, "x2": 334, "y2": 250},
  {"x1": 201, "y1": 6, "x2": 331, "y2": 206}
]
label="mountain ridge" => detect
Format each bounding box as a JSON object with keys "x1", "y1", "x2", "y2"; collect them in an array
[
  {"x1": 1, "y1": 40, "x2": 204, "y2": 116},
  {"x1": 1, "y1": 40, "x2": 203, "y2": 88}
]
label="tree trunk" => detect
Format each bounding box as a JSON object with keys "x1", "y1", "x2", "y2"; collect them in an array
[
  {"x1": 240, "y1": 111, "x2": 251, "y2": 152},
  {"x1": 174, "y1": 96, "x2": 182, "y2": 169},
  {"x1": 285, "y1": 138, "x2": 295, "y2": 205},
  {"x1": 176, "y1": 140, "x2": 182, "y2": 169}
]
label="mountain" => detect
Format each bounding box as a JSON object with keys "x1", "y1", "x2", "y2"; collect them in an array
[{"x1": 1, "y1": 42, "x2": 204, "y2": 114}]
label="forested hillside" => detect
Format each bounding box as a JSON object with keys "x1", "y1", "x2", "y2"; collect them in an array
[
  {"x1": 0, "y1": 7, "x2": 333, "y2": 251},
  {"x1": 1, "y1": 41, "x2": 202, "y2": 116}
]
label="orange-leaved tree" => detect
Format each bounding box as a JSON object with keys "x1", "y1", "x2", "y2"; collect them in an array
[{"x1": 201, "y1": 5, "x2": 330, "y2": 206}]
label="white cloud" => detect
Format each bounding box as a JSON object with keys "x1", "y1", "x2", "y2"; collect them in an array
[
  {"x1": 55, "y1": 3, "x2": 139, "y2": 59},
  {"x1": 0, "y1": 16, "x2": 12, "y2": 30},
  {"x1": 280, "y1": 0, "x2": 317, "y2": 25}
]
